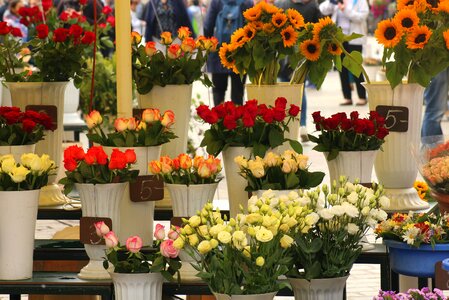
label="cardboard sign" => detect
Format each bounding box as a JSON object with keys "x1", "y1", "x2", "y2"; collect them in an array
[
  {"x1": 26, "y1": 105, "x2": 58, "y2": 129},
  {"x1": 171, "y1": 217, "x2": 187, "y2": 228},
  {"x1": 375, "y1": 105, "x2": 409, "y2": 132},
  {"x1": 79, "y1": 217, "x2": 112, "y2": 245},
  {"x1": 129, "y1": 175, "x2": 164, "y2": 202},
  {"x1": 435, "y1": 261, "x2": 449, "y2": 289}
]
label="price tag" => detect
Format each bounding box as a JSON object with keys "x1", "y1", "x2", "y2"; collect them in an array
[
  {"x1": 25, "y1": 105, "x2": 58, "y2": 129},
  {"x1": 79, "y1": 217, "x2": 112, "y2": 245},
  {"x1": 375, "y1": 105, "x2": 409, "y2": 132},
  {"x1": 129, "y1": 175, "x2": 164, "y2": 202}
]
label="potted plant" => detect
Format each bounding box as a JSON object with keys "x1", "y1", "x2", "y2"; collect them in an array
[
  {"x1": 59, "y1": 145, "x2": 139, "y2": 279},
  {"x1": 95, "y1": 222, "x2": 181, "y2": 300},
  {"x1": 309, "y1": 111, "x2": 389, "y2": 185},
  {"x1": 0, "y1": 153, "x2": 56, "y2": 280},
  {"x1": 132, "y1": 28, "x2": 218, "y2": 157},
  {"x1": 234, "y1": 149, "x2": 324, "y2": 196},
  {"x1": 374, "y1": 287, "x2": 449, "y2": 299}
]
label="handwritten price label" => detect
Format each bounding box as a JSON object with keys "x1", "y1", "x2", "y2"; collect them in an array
[
  {"x1": 79, "y1": 217, "x2": 112, "y2": 245},
  {"x1": 129, "y1": 175, "x2": 164, "y2": 202},
  {"x1": 375, "y1": 105, "x2": 409, "y2": 132}
]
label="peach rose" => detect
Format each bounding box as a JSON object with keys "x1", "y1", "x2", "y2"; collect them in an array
[
  {"x1": 144, "y1": 41, "x2": 157, "y2": 56},
  {"x1": 149, "y1": 161, "x2": 162, "y2": 174},
  {"x1": 167, "y1": 44, "x2": 181, "y2": 59},
  {"x1": 126, "y1": 235, "x2": 143, "y2": 253},
  {"x1": 142, "y1": 108, "x2": 161, "y2": 122},
  {"x1": 178, "y1": 153, "x2": 192, "y2": 169},
  {"x1": 85, "y1": 110, "x2": 103, "y2": 129},
  {"x1": 160, "y1": 239, "x2": 179, "y2": 258},
  {"x1": 94, "y1": 221, "x2": 110, "y2": 237},
  {"x1": 127, "y1": 117, "x2": 137, "y2": 130},
  {"x1": 104, "y1": 231, "x2": 119, "y2": 248},
  {"x1": 154, "y1": 224, "x2": 166, "y2": 240},
  {"x1": 168, "y1": 226, "x2": 180, "y2": 240},
  {"x1": 161, "y1": 110, "x2": 175, "y2": 127},
  {"x1": 114, "y1": 118, "x2": 128, "y2": 132},
  {"x1": 181, "y1": 37, "x2": 196, "y2": 53}
]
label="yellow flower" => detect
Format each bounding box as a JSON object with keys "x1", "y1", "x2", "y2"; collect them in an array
[
  {"x1": 198, "y1": 225, "x2": 209, "y2": 237},
  {"x1": 280, "y1": 234, "x2": 294, "y2": 248},
  {"x1": 230, "y1": 28, "x2": 247, "y2": 48},
  {"x1": 188, "y1": 234, "x2": 199, "y2": 246},
  {"x1": 160, "y1": 31, "x2": 172, "y2": 45},
  {"x1": 263, "y1": 23, "x2": 275, "y2": 34},
  {"x1": 243, "y1": 246, "x2": 251, "y2": 258},
  {"x1": 243, "y1": 25, "x2": 256, "y2": 42},
  {"x1": 280, "y1": 25, "x2": 298, "y2": 48},
  {"x1": 173, "y1": 237, "x2": 185, "y2": 249},
  {"x1": 327, "y1": 42, "x2": 343, "y2": 56},
  {"x1": 312, "y1": 16, "x2": 333, "y2": 39},
  {"x1": 406, "y1": 25, "x2": 432, "y2": 49},
  {"x1": 21, "y1": 153, "x2": 38, "y2": 168},
  {"x1": 374, "y1": 19, "x2": 403, "y2": 48},
  {"x1": 131, "y1": 31, "x2": 141, "y2": 44},
  {"x1": 243, "y1": 5, "x2": 262, "y2": 21},
  {"x1": 394, "y1": 9, "x2": 419, "y2": 32},
  {"x1": 272, "y1": 12, "x2": 287, "y2": 28},
  {"x1": 443, "y1": 29, "x2": 449, "y2": 50},
  {"x1": 246, "y1": 213, "x2": 263, "y2": 224},
  {"x1": 255, "y1": 227, "x2": 273, "y2": 242},
  {"x1": 232, "y1": 230, "x2": 246, "y2": 242},
  {"x1": 210, "y1": 239, "x2": 219, "y2": 248},
  {"x1": 219, "y1": 43, "x2": 235, "y2": 70},
  {"x1": 197, "y1": 240, "x2": 212, "y2": 254},
  {"x1": 189, "y1": 215, "x2": 202, "y2": 227},
  {"x1": 299, "y1": 39, "x2": 321, "y2": 61},
  {"x1": 217, "y1": 231, "x2": 232, "y2": 244},
  {"x1": 248, "y1": 160, "x2": 265, "y2": 178},
  {"x1": 9, "y1": 165, "x2": 30, "y2": 183},
  {"x1": 256, "y1": 256, "x2": 265, "y2": 267},
  {"x1": 1, "y1": 157, "x2": 16, "y2": 173},
  {"x1": 286, "y1": 8, "x2": 304, "y2": 29}
]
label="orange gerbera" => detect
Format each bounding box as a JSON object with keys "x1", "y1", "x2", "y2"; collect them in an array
[
  {"x1": 230, "y1": 28, "x2": 247, "y2": 47},
  {"x1": 219, "y1": 43, "x2": 235, "y2": 70},
  {"x1": 286, "y1": 9, "x2": 305, "y2": 29},
  {"x1": 394, "y1": 9, "x2": 419, "y2": 31},
  {"x1": 406, "y1": 25, "x2": 432, "y2": 49},
  {"x1": 300, "y1": 39, "x2": 321, "y2": 61},
  {"x1": 243, "y1": 5, "x2": 262, "y2": 21},
  {"x1": 263, "y1": 23, "x2": 275, "y2": 34},
  {"x1": 397, "y1": 0, "x2": 415, "y2": 10},
  {"x1": 374, "y1": 19, "x2": 403, "y2": 48},
  {"x1": 443, "y1": 29, "x2": 449, "y2": 50},
  {"x1": 243, "y1": 25, "x2": 257, "y2": 42},
  {"x1": 280, "y1": 25, "x2": 298, "y2": 47},
  {"x1": 272, "y1": 12, "x2": 287, "y2": 28},
  {"x1": 327, "y1": 42, "x2": 342, "y2": 55},
  {"x1": 313, "y1": 16, "x2": 334, "y2": 39}
]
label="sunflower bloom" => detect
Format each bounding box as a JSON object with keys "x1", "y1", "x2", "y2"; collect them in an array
[
  {"x1": 219, "y1": 43, "x2": 235, "y2": 70},
  {"x1": 263, "y1": 23, "x2": 275, "y2": 34},
  {"x1": 243, "y1": 25, "x2": 257, "y2": 42},
  {"x1": 286, "y1": 9, "x2": 305, "y2": 29},
  {"x1": 374, "y1": 19, "x2": 403, "y2": 48},
  {"x1": 443, "y1": 29, "x2": 449, "y2": 50},
  {"x1": 313, "y1": 16, "x2": 334, "y2": 39},
  {"x1": 230, "y1": 28, "x2": 247, "y2": 48},
  {"x1": 424, "y1": 0, "x2": 441, "y2": 10},
  {"x1": 262, "y1": 2, "x2": 281, "y2": 14},
  {"x1": 438, "y1": 0, "x2": 449, "y2": 13},
  {"x1": 406, "y1": 25, "x2": 432, "y2": 49},
  {"x1": 250, "y1": 21, "x2": 264, "y2": 31},
  {"x1": 394, "y1": 9, "x2": 419, "y2": 31},
  {"x1": 397, "y1": 0, "x2": 415, "y2": 10},
  {"x1": 414, "y1": 180, "x2": 429, "y2": 192},
  {"x1": 300, "y1": 39, "x2": 321, "y2": 61},
  {"x1": 413, "y1": 0, "x2": 428, "y2": 12},
  {"x1": 244, "y1": 5, "x2": 262, "y2": 21},
  {"x1": 328, "y1": 42, "x2": 342, "y2": 55},
  {"x1": 281, "y1": 26, "x2": 298, "y2": 47},
  {"x1": 272, "y1": 12, "x2": 288, "y2": 28}
]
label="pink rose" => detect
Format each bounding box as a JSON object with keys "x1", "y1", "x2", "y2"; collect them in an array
[
  {"x1": 168, "y1": 226, "x2": 180, "y2": 240},
  {"x1": 104, "y1": 231, "x2": 119, "y2": 248},
  {"x1": 94, "y1": 221, "x2": 110, "y2": 237},
  {"x1": 126, "y1": 235, "x2": 143, "y2": 253},
  {"x1": 154, "y1": 224, "x2": 165, "y2": 240},
  {"x1": 160, "y1": 239, "x2": 179, "y2": 258}
]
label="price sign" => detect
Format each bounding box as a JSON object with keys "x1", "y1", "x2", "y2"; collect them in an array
[
  {"x1": 171, "y1": 217, "x2": 186, "y2": 228},
  {"x1": 129, "y1": 175, "x2": 164, "y2": 202},
  {"x1": 133, "y1": 108, "x2": 145, "y2": 119},
  {"x1": 26, "y1": 105, "x2": 58, "y2": 129},
  {"x1": 375, "y1": 105, "x2": 409, "y2": 132},
  {"x1": 79, "y1": 217, "x2": 112, "y2": 245}
]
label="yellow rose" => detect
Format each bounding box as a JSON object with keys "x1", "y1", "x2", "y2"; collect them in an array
[
  {"x1": 297, "y1": 154, "x2": 309, "y2": 170},
  {"x1": 0, "y1": 154, "x2": 13, "y2": 163},
  {"x1": 280, "y1": 234, "x2": 294, "y2": 249},
  {"x1": 20, "y1": 153, "x2": 37, "y2": 167},
  {"x1": 9, "y1": 165, "x2": 30, "y2": 183},
  {"x1": 197, "y1": 225, "x2": 209, "y2": 238},
  {"x1": 248, "y1": 160, "x2": 265, "y2": 178},
  {"x1": 264, "y1": 152, "x2": 281, "y2": 167},
  {"x1": 255, "y1": 227, "x2": 273, "y2": 243},
  {"x1": 210, "y1": 239, "x2": 219, "y2": 248},
  {"x1": 217, "y1": 231, "x2": 232, "y2": 244},
  {"x1": 39, "y1": 154, "x2": 55, "y2": 172},
  {"x1": 188, "y1": 234, "x2": 199, "y2": 246},
  {"x1": 232, "y1": 230, "x2": 246, "y2": 242},
  {"x1": 256, "y1": 256, "x2": 265, "y2": 267},
  {"x1": 189, "y1": 215, "x2": 202, "y2": 228},
  {"x1": 29, "y1": 155, "x2": 42, "y2": 172},
  {"x1": 173, "y1": 237, "x2": 185, "y2": 249},
  {"x1": 184, "y1": 225, "x2": 194, "y2": 235},
  {"x1": 1, "y1": 157, "x2": 16, "y2": 173},
  {"x1": 197, "y1": 240, "x2": 212, "y2": 254},
  {"x1": 281, "y1": 158, "x2": 298, "y2": 173},
  {"x1": 234, "y1": 155, "x2": 248, "y2": 169}
]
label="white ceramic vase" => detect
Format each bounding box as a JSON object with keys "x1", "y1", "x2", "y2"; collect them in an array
[
  {"x1": 222, "y1": 146, "x2": 253, "y2": 217},
  {"x1": 213, "y1": 292, "x2": 277, "y2": 300},
  {"x1": 325, "y1": 150, "x2": 378, "y2": 185},
  {"x1": 76, "y1": 182, "x2": 127, "y2": 279},
  {"x1": 364, "y1": 82, "x2": 429, "y2": 211},
  {"x1": 288, "y1": 276, "x2": 349, "y2": 300},
  {"x1": 103, "y1": 146, "x2": 161, "y2": 245},
  {"x1": 110, "y1": 272, "x2": 164, "y2": 300},
  {"x1": 0, "y1": 190, "x2": 40, "y2": 280},
  {"x1": 0, "y1": 144, "x2": 35, "y2": 161},
  {"x1": 6, "y1": 81, "x2": 69, "y2": 207}
]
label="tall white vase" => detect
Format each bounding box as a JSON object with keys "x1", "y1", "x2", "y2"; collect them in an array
[
  {"x1": 6, "y1": 82, "x2": 69, "y2": 207},
  {"x1": 0, "y1": 190, "x2": 40, "y2": 280},
  {"x1": 103, "y1": 146, "x2": 161, "y2": 245},
  {"x1": 76, "y1": 182, "x2": 127, "y2": 279},
  {"x1": 325, "y1": 150, "x2": 377, "y2": 185},
  {"x1": 213, "y1": 292, "x2": 278, "y2": 300},
  {"x1": 364, "y1": 82, "x2": 429, "y2": 211},
  {"x1": 222, "y1": 146, "x2": 253, "y2": 217},
  {"x1": 110, "y1": 272, "x2": 164, "y2": 300},
  {"x1": 0, "y1": 144, "x2": 35, "y2": 161},
  {"x1": 288, "y1": 276, "x2": 348, "y2": 300}
]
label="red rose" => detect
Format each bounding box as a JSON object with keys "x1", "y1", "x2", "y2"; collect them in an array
[
  {"x1": 0, "y1": 106, "x2": 20, "y2": 115},
  {"x1": 257, "y1": 104, "x2": 268, "y2": 116},
  {"x1": 98, "y1": 23, "x2": 106, "y2": 29},
  {"x1": 0, "y1": 22, "x2": 10, "y2": 35},
  {"x1": 87, "y1": 146, "x2": 108, "y2": 165},
  {"x1": 332, "y1": 112, "x2": 347, "y2": 124},
  {"x1": 79, "y1": 0, "x2": 88, "y2": 5},
  {"x1": 311, "y1": 111, "x2": 322, "y2": 123},
  {"x1": 212, "y1": 104, "x2": 226, "y2": 118},
  {"x1": 262, "y1": 109, "x2": 274, "y2": 123},
  {"x1": 18, "y1": 7, "x2": 29, "y2": 17},
  {"x1": 124, "y1": 149, "x2": 137, "y2": 164},
  {"x1": 38, "y1": 112, "x2": 55, "y2": 130},
  {"x1": 223, "y1": 115, "x2": 237, "y2": 130},
  {"x1": 69, "y1": 24, "x2": 83, "y2": 38},
  {"x1": 106, "y1": 16, "x2": 115, "y2": 27},
  {"x1": 109, "y1": 149, "x2": 127, "y2": 170},
  {"x1": 3, "y1": 111, "x2": 21, "y2": 124},
  {"x1": 350, "y1": 111, "x2": 359, "y2": 120},
  {"x1": 64, "y1": 158, "x2": 78, "y2": 172},
  {"x1": 364, "y1": 120, "x2": 375, "y2": 136},
  {"x1": 196, "y1": 104, "x2": 211, "y2": 121},
  {"x1": 42, "y1": 0, "x2": 52, "y2": 11},
  {"x1": 10, "y1": 27, "x2": 22, "y2": 37},
  {"x1": 234, "y1": 106, "x2": 244, "y2": 119},
  {"x1": 204, "y1": 111, "x2": 219, "y2": 124},
  {"x1": 224, "y1": 101, "x2": 235, "y2": 112},
  {"x1": 274, "y1": 97, "x2": 287, "y2": 109},
  {"x1": 273, "y1": 107, "x2": 286, "y2": 122},
  {"x1": 53, "y1": 28, "x2": 68, "y2": 42},
  {"x1": 288, "y1": 104, "x2": 300, "y2": 117},
  {"x1": 102, "y1": 6, "x2": 113, "y2": 15},
  {"x1": 353, "y1": 119, "x2": 365, "y2": 134},
  {"x1": 244, "y1": 100, "x2": 258, "y2": 117},
  {"x1": 323, "y1": 117, "x2": 339, "y2": 130},
  {"x1": 64, "y1": 145, "x2": 85, "y2": 161},
  {"x1": 81, "y1": 31, "x2": 95, "y2": 44},
  {"x1": 22, "y1": 119, "x2": 36, "y2": 132},
  {"x1": 59, "y1": 11, "x2": 69, "y2": 21},
  {"x1": 84, "y1": 154, "x2": 96, "y2": 165},
  {"x1": 36, "y1": 24, "x2": 49, "y2": 39},
  {"x1": 340, "y1": 119, "x2": 352, "y2": 131},
  {"x1": 242, "y1": 112, "x2": 255, "y2": 128},
  {"x1": 376, "y1": 127, "x2": 389, "y2": 139}
]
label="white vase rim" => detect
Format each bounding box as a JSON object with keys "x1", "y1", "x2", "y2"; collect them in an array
[{"x1": 166, "y1": 182, "x2": 219, "y2": 187}]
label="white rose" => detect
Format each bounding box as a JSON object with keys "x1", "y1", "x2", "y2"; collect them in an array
[
  {"x1": 330, "y1": 205, "x2": 345, "y2": 216},
  {"x1": 346, "y1": 223, "x2": 360, "y2": 235},
  {"x1": 347, "y1": 191, "x2": 359, "y2": 204},
  {"x1": 342, "y1": 202, "x2": 359, "y2": 218},
  {"x1": 288, "y1": 191, "x2": 299, "y2": 200},
  {"x1": 318, "y1": 208, "x2": 334, "y2": 220},
  {"x1": 304, "y1": 212, "x2": 319, "y2": 226},
  {"x1": 379, "y1": 196, "x2": 390, "y2": 209},
  {"x1": 217, "y1": 231, "x2": 232, "y2": 244}
]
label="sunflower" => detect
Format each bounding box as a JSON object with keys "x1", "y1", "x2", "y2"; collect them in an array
[
  {"x1": 280, "y1": 25, "x2": 298, "y2": 47},
  {"x1": 286, "y1": 9, "x2": 305, "y2": 29},
  {"x1": 424, "y1": 0, "x2": 441, "y2": 10},
  {"x1": 243, "y1": 25, "x2": 257, "y2": 42},
  {"x1": 219, "y1": 43, "x2": 235, "y2": 70},
  {"x1": 300, "y1": 39, "x2": 321, "y2": 61},
  {"x1": 443, "y1": 29, "x2": 449, "y2": 50},
  {"x1": 414, "y1": 180, "x2": 429, "y2": 192},
  {"x1": 393, "y1": 9, "x2": 419, "y2": 31},
  {"x1": 313, "y1": 16, "x2": 334, "y2": 39},
  {"x1": 243, "y1": 5, "x2": 262, "y2": 21},
  {"x1": 397, "y1": 0, "x2": 415, "y2": 10},
  {"x1": 413, "y1": 0, "x2": 429, "y2": 12},
  {"x1": 261, "y1": 2, "x2": 281, "y2": 14},
  {"x1": 438, "y1": 0, "x2": 449, "y2": 12},
  {"x1": 272, "y1": 12, "x2": 288, "y2": 28},
  {"x1": 406, "y1": 25, "x2": 432, "y2": 49},
  {"x1": 230, "y1": 28, "x2": 247, "y2": 48},
  {"x1": 250, "y1": 21, "x2": 264, "y2": 31},
  {"x1": 263, "y1": 23, "x2": 275, "y2": 34},
  {"x1": 374, "y1": 19, "x2": 403, "y2": 48},
  {"x1": 327, "y1": 42, "x2": 342, "y2": 55}
]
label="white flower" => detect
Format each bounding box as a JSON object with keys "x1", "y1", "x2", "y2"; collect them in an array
[
  {"x1": 297, "y1": 196, "x2": 311, "y2": 206},
  {"x1": 347, "y1": 191, "x2": 359, "y2": 204},
  {"x1": 345, "y1": 182, "x2": 355, "y2": 192},
  {"x1": 318, "y1": 208, "x2": 334, "y2": 220},
  {"x1": 261, "y1": 189, "x2": 276, "y2": 199},
  {"x1": 304, "y1": 212, "x2": 319, "y2": 226},
  {"x1": 379, "y1": 196, "x2": 390, "y2": 209},
  {"x1": 342, "y1": 202, "x2": 359, "y2": 218},
  {"x1": 346, "y1": 223, "x2": 360, "y2": 235},
  {"x1": 288, "y1": 191, "x2": 299, "y2": 200},
  {"x1": 402, "y1": 227, "x2": 420, "y2": 245},
  {"x1": 330, "y1": 205, "x2": 345, "y2": 216},
  {"x1": 255, "y1": 227, "x2": 273, "y2": 242},
  {"x1": 361, "y1": 206, "x2": 370, "y2": 216}
]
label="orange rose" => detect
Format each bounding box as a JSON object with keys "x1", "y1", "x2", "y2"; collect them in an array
[
  {"x1": 160, "y1": 31, "x2": 172, "y2": 44},
  {"x1": 127, "y1": 117, "x2": 137, "y2": 130},
  {"x1": 193, "y1": 155, "x2": 205, "y2": 168},
  {"x1": 114, "y1": 118, "x2": 128, "y2": 132},
  {"x1": 178, "y1": 153, "x2": 192, "y2": 169},
  {"x1": 85, "y1": 110, "x2": 103, "y2": 129},
  {"x1": 181, "y1": 37, "x2": 196, "y2": 53},
  {"x1": 198, "y1": 161, "x2": 212, "y2": 178},
  {"x1": 142, "y1": 108, "x2": 161, "y2": 122},
  {"x1": 172, "y1": 158, "x2": 181, "y2": 170},
  {"x1": 167, "y1": 44, "x2": 181, "y2": 59},
  {"x1": 145, "y1": 41, "x2": 157, "y2": 56},
  {"x1": 149, "y1": 161, "x2": 162, "y2": 174},
  {"x1": 161, "y1": 110, "x2": 175, "y2": 127},
  {"x1": 209, "y1": 37, "x2": 219, "y2": 51},
  {"x1": 178, "y1": 26, "x2": 191, "y2": 40},
  {"x1": 131, "y1": 31, "x2": 142, "y2": 44}
]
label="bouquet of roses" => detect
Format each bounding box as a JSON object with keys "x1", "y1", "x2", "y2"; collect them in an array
[
  {"x1": 234, "y1": 149, "x2": 324, "y2": 191},
  {"x1": 59, "y1": 145, "x2": 139, "y2": 195},
  {"x1": 149, "y1": 153, "x2": 222, "y2": 185},
  {"x1": 85, "y1": 109, "x2": 177, "y2": 147},
  {"x1": 0, "y1": 153, "x2": 56, "y2": 190},
  {"x1": 309, "y1": 111, "x2": 389, "y2": 161},
  {"x1": 0, "y1": 106, "x2": 55, "y2": 145},
  {"x1": 375, "y1": 288, "x2": 448, "y2": 300},
  {"x1": 197, "y1": 97, "x2": 302, "y2": 157},
  {"x1": 132, "y1": 27, "x2": 218, "y2": 94}
]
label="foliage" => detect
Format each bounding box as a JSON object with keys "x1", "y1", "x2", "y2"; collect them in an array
[{"x1": 375, "y1": 287, "x2": 449, "y2": 299}]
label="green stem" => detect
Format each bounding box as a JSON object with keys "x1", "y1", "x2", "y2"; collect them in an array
[{"x1": 334, "y1": 38, "x2": 370, "y2": 84}]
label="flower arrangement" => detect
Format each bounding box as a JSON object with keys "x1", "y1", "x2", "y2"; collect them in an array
[
  {"x1": 0, "y1": 106, "x2": 55, "y2": 145},
  {"x1": 149, "y1": 153, "x2": 222, "y2": 185},
  {"x1": 375, "y1": 211, "x2": 449, "y2": 247},
  {"x1": 0, "y1": 22, "x2": 29, "y2": 80},
  {"x1": 374, "y1": 0, "x2": 449, "y2": 88},
  {"x1": 131, "y1": 27, "x2": 218, "y2": 94},
  {"x1": 375, "y1": 288, "x2": 448, "y2": 299},
  {"x1": 234, "y1": 149, "x2": 324, "y2": 191},
  {"x1": 59, "y1": 145, "x2": 139, "y2": 195},
  {"x1": 85, "y1": 109, "x2": 177, "y2": 147},
  {"x1": 95, "y1": 222, "x2": 181, "y2": 279},
  {"x1": 414, "y1": 180, "x2": 430, "y2": 201},
  {"x1": 309, "y1": 111, "x2": 389, "y2": 161},
  {"x1": 197, "y1": 97, "x2": 302, "y2": 157},
  {"x1": 220, "y1": 1, "x2": 367, "y2": 88},
  {"x1": 0, "y1": 153, "x2": 56, "y2": 190}
]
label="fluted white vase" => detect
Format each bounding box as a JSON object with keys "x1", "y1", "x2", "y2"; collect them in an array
[
  {"x1": 288, "y1": 276, "x2": 348, "y2": 300},
  {"x1": 325, "y1": 150, "x2": 377, "y2": 185},
  {"x1": 213, "y1": 292, "x2": 277, "y2": 300},
  {"x1": 110, "y1": 272, "x2": 164, "y2": 300},
  {"x1": 0, "y1": 144, "x2": 35, "y2": 161}
]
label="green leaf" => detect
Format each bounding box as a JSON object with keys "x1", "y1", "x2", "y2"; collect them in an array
[
  {"x1": 253, "y1": 143, "x2": 269, "y2": 158},
  {"x1": 268, "y1": 127, "x2": 284, "y2": 148},
  {"x1": 289, "y1": 139, "x2": 303, "y2": 154},
  {"x1": 286, "y1": 172, "x2": 300, "y2": 189}
]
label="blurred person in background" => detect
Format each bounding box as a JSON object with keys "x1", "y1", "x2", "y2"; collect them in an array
[
  {"x1": 0, "y1": 0, "x2": 10, "y2": 20},
  {"x1": 187, "y1": 0, "x2": 204, "y2": 35},
  {"x1": 131, "y1": 0, "x2": 146, "y2": 35},
  {"x1": 3, "y1": 0, "x2": 27, "y2": 38}
]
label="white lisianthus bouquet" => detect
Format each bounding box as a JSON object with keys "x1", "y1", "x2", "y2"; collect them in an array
[{"x1": 0, "y1": 153, "x2": 56, "y2": 190}]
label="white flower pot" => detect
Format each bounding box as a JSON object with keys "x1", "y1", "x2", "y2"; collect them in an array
[
  {"x1": 110, "y1": 272, "x2": 164, "y2": 300},
  {"x1": 364, "y1": 82, "x2": 429, "y2": 211},
  {"x1": 76, "y1": 182, "x2": 127, "y2": 279},
  {"x1": 222, "y1": 146, "x2": 253, "y2": 217},
  {"x1": 0, "y1": 144, "x2": 35, "y2": 161},
  {"x1": 6, "y1": 81, "x2": 69, "y2": 207},
  {"x1": 325, "y1": 150, "x2": 377, "y2": 185},
  {"x1": 103, "y1": 146, "x2": 161, "y2": 245},
  {"x1": 0, "y1": 190, "x2": 40, "y2": 280},
  {"x1": 213, "y1": 292, "x2": 277, "y2": 300},
  {"x1": 288, "y1": 276, "x2": 349, "y2": 300},
  {"x1": 137, "y1": 84, "x2": 192, "y2": 158}
]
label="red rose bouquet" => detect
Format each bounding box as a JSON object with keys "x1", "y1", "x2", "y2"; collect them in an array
[
  {"x1": 197, "y1": 97, "x2": 302, "y2": 157},
  {"x1": 0, "y1": 106, "x2": 55, "y2": 145},
  {"x1": 309, "y1": 111, "x2": 390, "y2": 161},
  {"x1": 59, "y1": 145, "x2": 139, "y2": 195}
]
